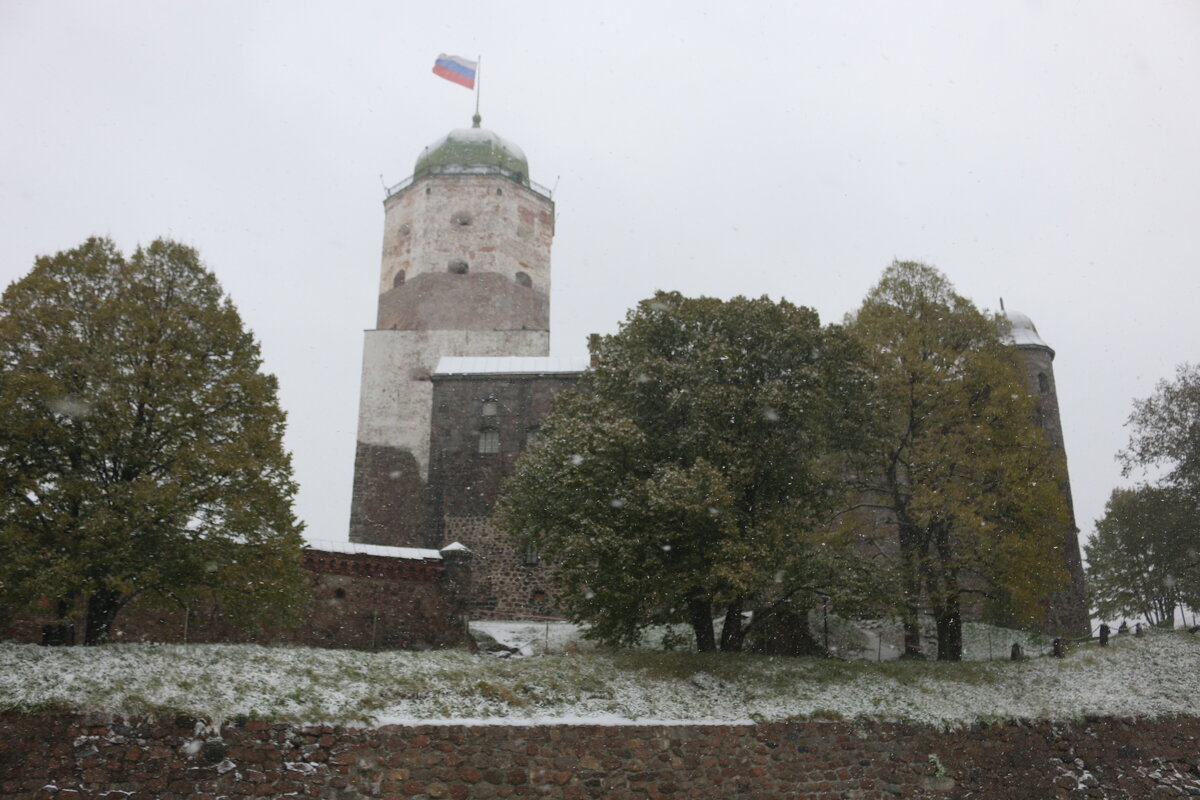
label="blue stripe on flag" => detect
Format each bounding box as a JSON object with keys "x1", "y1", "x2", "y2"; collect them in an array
[{"x1": 435, "y1": 56, "x2": 476, "y2": 80}]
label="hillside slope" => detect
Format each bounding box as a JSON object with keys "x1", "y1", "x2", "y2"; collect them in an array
[{"x1": 2, "y1": 629, "x2": 1195, "y2": 728}]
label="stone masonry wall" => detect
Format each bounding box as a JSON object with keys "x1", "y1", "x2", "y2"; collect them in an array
[
  {"x1": 2, "y1": 713, "x2": 1199, "y2": 799},
  {"x1": 1, "y1": 548, "x2": 472, "y2": 651},
  {"x1": 1014, "y1": 342, "x2": 1090, "y2": 638},
  {"x1": 443, "y1": 515, "x2": 559, "y2": 617},
  {"x1": 428, "y1": 373, "x2": 580, "y2": 617}
]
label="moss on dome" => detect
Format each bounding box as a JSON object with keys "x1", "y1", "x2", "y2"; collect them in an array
[{"x1": 413, "y1": 127, "x2": 530, "y2": 186}]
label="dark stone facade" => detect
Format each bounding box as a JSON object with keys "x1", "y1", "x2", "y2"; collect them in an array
[
  {"x1": 427, "y1": 370, "x2": 582, "y2": 616},
  {"x1": 347, "y1": 443, "x2": 432, "y2": 548},
  {"x1": 1013, "y1": 342, "x2": 1090, "y2": 638}
]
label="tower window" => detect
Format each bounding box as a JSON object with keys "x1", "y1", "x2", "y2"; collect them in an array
[
  {"x1": 478, "y1": 430, "x2": 499, "y2": 454},
  {"x1": 393, "y1": 270, "x2": 405, "y2": 287},
  {"x1": 448, "y1": 260, "x2": 469, "y2": 274},
  {"x1": 523, "y1": 545, "x2": 540, "y2": 566},
  {"x1": 1038, "y1": 373, "x2": 1049, "y2": 394},
  {"x1": 398, "y1": 223, "x2": 411, "y2": 236},
  {"x1": 451, "y1": 211, "x2": 473, "y2": 226},
  {"x1": 514, "y1": 271, "x2": 532, "y2": 288},
  {"x1": 496, "y1": 188, "x2": 503, "y2": 196}
]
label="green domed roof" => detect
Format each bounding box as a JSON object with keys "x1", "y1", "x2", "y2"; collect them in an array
[{"x1": 413, "y1": 123, "x2": 530, "y2": 186}]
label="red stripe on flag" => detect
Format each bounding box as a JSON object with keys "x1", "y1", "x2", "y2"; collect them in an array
[{"x1": 433, "y1": 64, "x2": 474, "y2": 89}]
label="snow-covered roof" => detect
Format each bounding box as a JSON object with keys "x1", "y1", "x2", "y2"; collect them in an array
[
  {"x1": 433, "y1": 356, "x2": 590, "y2": 376},
  {"x1": 1003, "y1": 310, "x2": 1052, "y2": 351},
  {"x1": 305, "y1": 539, "x2": 442, "y2": 561}
]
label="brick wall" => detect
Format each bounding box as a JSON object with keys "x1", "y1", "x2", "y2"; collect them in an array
[
  {"x1": 2, "y1": 713, "x2": 1197, "y2": 799},
  {"x1": 0, "y1": 547, "x2": 472, "y2": 651}
]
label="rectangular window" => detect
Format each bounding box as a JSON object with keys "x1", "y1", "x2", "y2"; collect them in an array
[
  {"x1": 523, "y1": 544, "x2": 540, "y2": 566},
  {"x1": 478, "y1": 429, "x2": 500, "y2": 454},
  {"x1": 482, "y1": 400, "x2": 498, "y2": 417}
]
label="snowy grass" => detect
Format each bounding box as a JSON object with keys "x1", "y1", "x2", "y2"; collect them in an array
[{"x1": 1, "y1": 628, "x2": 1196, "y2": 728}]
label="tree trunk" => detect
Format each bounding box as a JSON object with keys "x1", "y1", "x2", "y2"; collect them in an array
[
  {"x1": 84, "y1": 587, "x2": 125, "y2": 645},
  {"x1": 719, "y1": 597, "x2": 746, "y2": 652},
  {"x1": 934, "y1": 597, "x2": 963, "y2": 661},
  {"x1": 41, "y1": 598, "x2": 76, "y2": 646},
  {"x1": 898, "y1": 521, "x2": 925, "y2": 659},
  {"x1": 1157, "y1": 598, "x2": 1176, "y2": 628},
  {"x1": 930, "y1": 522, "x2": 963, "y2": 661},
  {"x1": 688, "y1": 598, "x2": 716, "y2": 652}
]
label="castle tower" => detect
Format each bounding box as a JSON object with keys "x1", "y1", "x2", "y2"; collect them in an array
[
  {"x1": 350, "y1": 119, "x2": 555, "y2": 547},
  {"x1": 1005, "y1": 310, "x2": 1089, "y2": 637}
]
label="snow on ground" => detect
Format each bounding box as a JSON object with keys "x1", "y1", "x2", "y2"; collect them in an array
[
  {"x1": 472, "y1": 616, "x2": 1053, "y2": 661},
  {"x1": 1, "y1": 627, "x2": 1196, "y2": 728}
]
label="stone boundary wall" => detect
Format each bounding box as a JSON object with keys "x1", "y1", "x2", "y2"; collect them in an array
[
  {"x1": 1, "y1": 547, "x2": 472, "y2": 651},
  {"x1": 2, "y1": 713, "x2": 1198, "y2": 799}
]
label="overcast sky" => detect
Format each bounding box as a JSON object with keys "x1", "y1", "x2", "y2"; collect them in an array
[{"x1": 2, "y1": 0, "x2": 1198, "y2": 553}]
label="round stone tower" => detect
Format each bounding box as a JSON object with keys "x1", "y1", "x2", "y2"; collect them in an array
[
  {"x1": 350, "y1": 119, "x2": 555, "y2": 547},
  {"x1": 1005, "y1": 310, "x2": 1089, "y2": 637}
]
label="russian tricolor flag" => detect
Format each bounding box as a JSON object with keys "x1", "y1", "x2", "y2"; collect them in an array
[{"x1": 433, "y1": 54, "x2": 477, "y2": 89}]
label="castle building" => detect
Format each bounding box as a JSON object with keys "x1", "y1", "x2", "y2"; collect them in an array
[
  {"x1": 349, "y1": 120, "x2": 1089, "y2": 634},
  {"x1": 348, "y1": 118, "x2": 580, "y2": 614},
  {"x1": 349, "y1": 118, "x2": 558, "y2": 550},
  {"x1": 1003, "y1": 311, "x2": 1089, "y2": 635}
]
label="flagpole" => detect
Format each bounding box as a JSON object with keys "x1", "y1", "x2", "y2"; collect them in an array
[{"x1": 474, "y1": 55, "x2": 482, "y2": 125}]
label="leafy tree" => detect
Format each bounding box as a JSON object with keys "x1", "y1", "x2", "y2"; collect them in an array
[
  {"x1": 0, "y1": 237, "x2": 307, "y2": 645},
  {"x1": 497, "y1": 291, "x2": 879, "y2": 652},
  {"x1": 846, "y1": 262, "x2": 1070, "y2": 660},
  {"x1": 1086, "y1": 486, "x2": 1199, "y2": 628},
  {"x1": 1123, "y1": 364, "x2": 1200, "y2": 496},
  {"x1": 1108, "y1": 363, "x2": 1200, "y2": 623}
]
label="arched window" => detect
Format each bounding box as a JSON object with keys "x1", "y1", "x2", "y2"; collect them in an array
[
  {"x1": 392, "y1": 270, "x2": 405, "y2": 288},
  {"x1": 1037, "y1": 373, "x2": 1049, "y2": 394}
]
